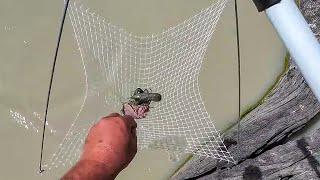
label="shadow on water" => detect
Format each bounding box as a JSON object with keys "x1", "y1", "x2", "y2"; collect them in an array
[
  {"x1": 297, "y1": 138, "x2": 320, "y2": 178},
  {"x1": 242, "y1": 165, "x2": 262, "y2": 180}
]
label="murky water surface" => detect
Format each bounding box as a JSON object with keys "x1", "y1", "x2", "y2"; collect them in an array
[{"x1": 0, "y1": 0, "x2": 285, "y2": 179}]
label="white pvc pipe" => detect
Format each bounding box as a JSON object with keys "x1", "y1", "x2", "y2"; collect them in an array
[{"x1": 266, "y1": 0, "x2": 320, "y2": 101}]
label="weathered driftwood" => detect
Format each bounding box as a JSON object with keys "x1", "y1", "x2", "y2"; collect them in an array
[
  {"x1": 198, "y1": 129, "x2": 320, "y2": 180},
  {"x1": 172, "y1": 0, "x2": 320, "y2": 179}
]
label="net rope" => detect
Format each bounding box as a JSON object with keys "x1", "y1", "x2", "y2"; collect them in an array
[{"x1": 45, "y1": 0, "x2": 235, "y2": 171}]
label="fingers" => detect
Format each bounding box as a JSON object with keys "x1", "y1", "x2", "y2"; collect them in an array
[
  {"x1": 125, "y1": 115, "x2": 137, "y2": 158},
  {"x1": 96, "y1": 113, "x2": 121, "y2": 126},
  {"x1": 100, "y1": 113, "x2": 137, "y2": 135},
  {"x1": 85, "y1": 112, "x2": 138, "y2": 165},
  {"x1": 123, "y1": 115, "x2": 137, "y2": 136},
  {"x1": 104, "y1": 113, "x2": 137, "y2": 157},
  {"x1": 129, "y1": 134, "x2": 137, "y2": 158},
  {"x1": 123, "y1": 115, "x2": 137, "y2": 128},
  {"x1": 105, "y1": 113, "x2": 121, "y2": 118}
]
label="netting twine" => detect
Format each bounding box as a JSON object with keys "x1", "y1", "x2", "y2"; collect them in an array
[{"x1": 45, "y1": 0, "x2": 235, "y2": 171}]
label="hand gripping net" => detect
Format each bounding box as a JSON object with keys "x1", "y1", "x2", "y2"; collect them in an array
[{"x1": 45, "y1": 0, "x2": 235, "y2": 171}]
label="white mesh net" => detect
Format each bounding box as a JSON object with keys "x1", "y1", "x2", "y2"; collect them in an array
[{"x1": 45, "y1": 0, "x2": 235, "y2": 171}]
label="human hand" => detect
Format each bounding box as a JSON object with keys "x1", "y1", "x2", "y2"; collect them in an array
[{"x1": 80, "y1": 113, "x2": 137, "y2": 178}]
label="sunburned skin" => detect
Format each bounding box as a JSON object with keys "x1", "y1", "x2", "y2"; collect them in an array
[{"x1": 62, "y1": 113, "x2": 137, "y2": 180}]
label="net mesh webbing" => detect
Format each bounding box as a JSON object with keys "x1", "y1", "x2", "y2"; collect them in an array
[{"x1": 45, "y1": 0, "x2": 235, "y2": 171}]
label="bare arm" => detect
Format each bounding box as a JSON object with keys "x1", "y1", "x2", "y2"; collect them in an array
[
  {"x1": 62, "y1": 113, "x2": 137, "y2": 180},
  {"x1": 62, "y1": 160, "x2": 115, "y2": 180}
]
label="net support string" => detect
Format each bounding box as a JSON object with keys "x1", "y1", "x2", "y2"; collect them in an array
[
  {"x1": 234, "y1": 0, "x2": 241, "y2": 156},
  {"x1": 39, "y1": 0, "x2": 71, "y2": 173}
]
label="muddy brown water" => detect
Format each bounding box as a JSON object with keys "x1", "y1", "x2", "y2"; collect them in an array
[{"x1": 0, "y1": 0, "x2": 285, "y2": 179}]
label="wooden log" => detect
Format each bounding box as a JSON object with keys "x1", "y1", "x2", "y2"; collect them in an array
[
  {"x1": 172, "y1": 0, "x2": 320, "y2": 179},
  {"x1": 199, "y1": 129, "x2": 320, "y2": 180}
]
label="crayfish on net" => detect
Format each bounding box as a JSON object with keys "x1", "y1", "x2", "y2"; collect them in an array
[{"x1": 121, "y1": 88, "x2": 162, "y2": 119}]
